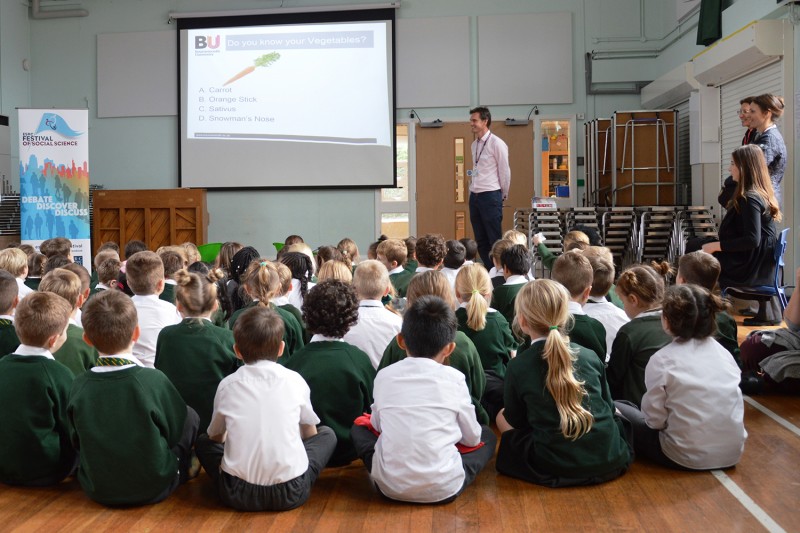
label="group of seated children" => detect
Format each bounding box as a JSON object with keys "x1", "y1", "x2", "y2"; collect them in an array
[{"x1": 0, "y1": 229, "x2": 748, "y2": 511}]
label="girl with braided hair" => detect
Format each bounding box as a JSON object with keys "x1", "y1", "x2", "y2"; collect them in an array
[{"x1": 279, "y1": 250, "x2": 316, "y2": 313}]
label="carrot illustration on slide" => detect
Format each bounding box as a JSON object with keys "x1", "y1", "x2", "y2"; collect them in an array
[{"x1": 223, "y1": 52, "x2": 281, "y2": 86}]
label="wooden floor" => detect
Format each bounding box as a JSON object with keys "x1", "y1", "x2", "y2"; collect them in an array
[{"x1": 1, "y1": 318, "x2": 797, "y2": 532}]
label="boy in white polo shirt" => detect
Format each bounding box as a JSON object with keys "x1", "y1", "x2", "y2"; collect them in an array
[
  {"x1": 351, "y1": 295, "x2": 496, "y2": 504},
  {"x1": 343, "y1": 260, "x2": 402, "y2": 369},
  {"x1": 195, "y1": 306, "x2": 336, "y2": 512}
]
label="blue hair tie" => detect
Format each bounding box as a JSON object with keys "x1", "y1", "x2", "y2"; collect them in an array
[{"x1": 260, "y1": 261, "x2": 268, "y2": 267}]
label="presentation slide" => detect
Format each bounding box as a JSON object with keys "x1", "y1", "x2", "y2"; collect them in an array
[{"x1": 179, "y1": 14, "x2": 396, "y2": 190}]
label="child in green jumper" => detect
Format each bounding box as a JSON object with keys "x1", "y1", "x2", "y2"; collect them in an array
[
  {"x1": 490, "y1": 244, "x2": 531, "y2": 325},
  {"x1": 455, "y1": 264, "x2": 516, "y2": 421},
  {"x1": 39, "y1": 268, "x2": 98, "y2": 375},
  {"x1": 0, "y1": 270, "x2": 21, "y2": 356},
  {"x1": 155, "y1": 268, "x2": 239, "y2": 430},
  {"x1": 0, "y1": 292, "x2": 75, "y2": 486},
  {"x1": 68, "y1": 290, "x2": 200, "y2": 506},
  {"x1": 496, "y1": 279, "x2": 631, "y2": 487},
  {"x1": 551, "y1": 251, "x2": 607, "y2": 362}
]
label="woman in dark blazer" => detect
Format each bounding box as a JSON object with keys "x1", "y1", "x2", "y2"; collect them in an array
[
  {"x1": 748, "y1": 93, "x2": 786, "y2": 206},
  {"x1": 702, "y1": 145, "x2": 782, "y2": 325}
]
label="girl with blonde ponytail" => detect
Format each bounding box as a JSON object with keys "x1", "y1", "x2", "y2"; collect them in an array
[
  {"x1": 154, "y1": 268, "x2": 239, "y2": 430},
  {"x1": 455, "y1": 264, "x2": 517, "y2": 420},
  {"x1": 496, "y1": 279, "x2": 631, "y2": 487}
]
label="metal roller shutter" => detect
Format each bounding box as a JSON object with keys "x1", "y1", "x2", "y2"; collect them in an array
[
  {"x1": 674, "y1": 99, "x2": 690, "y2": 204},
  {"x1": 719, "y1": 60, "x2": 783, "y2": 182}
]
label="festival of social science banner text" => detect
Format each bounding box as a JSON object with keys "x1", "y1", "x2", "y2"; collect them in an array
[{"x1": 18, "y1": 109, "x2": 91, "y2": 272}]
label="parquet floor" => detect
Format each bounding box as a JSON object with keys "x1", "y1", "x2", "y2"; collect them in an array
[{"x1": 0, "y1": 317, "x2": 795, "y2": 532}]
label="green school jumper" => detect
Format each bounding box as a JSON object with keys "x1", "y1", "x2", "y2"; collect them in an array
[
  {"x1": 89, "y1": 270, "x2": 99, "y2": 290},
  {"x1": 278, "y1": 303, "x2": 309, "y2": 343},
  {"x1": 0, "y1": 319, "x2": 20, "y2": 357},
  {"x1": 154, "y1": 319, "x2": 240, "y2": 430},
  {"x1": 502, "y1": 342, "x2": 630, "y2": 479},
  {"x1": 455, "y1": 308, "x2": 516, "y2": 379},
  {"x1": 53, "y1": 323, "x2": 99, "y2": 376},
  {"x1": 607, "y1": 312, "x2": 672, "y2": 406},
  {"x1": 607, "y1": 284, "x2": 625, "y2": 309},
  {"x1": 68, "y1": 366, "x2": 188, "y2": 506},
  {"x1": 404, "y1": 259, "x2": 419, "y2": 273},
  {"x1": 0, "y1": 355, "x2": 75, "y2": 485},
  {"x1": 569, "y1": 314, "x2": 607, "y2": 362},
  {"x1": 537, "y1": 243, "x2": 557, "y2": 271},
  {"x1": 228, "y1": 301, "x2": 305, "y2": 356},
  {"x1": 283, "y1": 340, "x2": 376, "y2": 466},
  {"x1": 491, "y1": 283, "x2": 525, "y2": 325},
  {"x1": 24, "y1": 278, "x2": 42, "y2": 291},
  {"x1": 389, "y1": 269, "x2": 414, "y2": 298},
  {"x1": 379, "y1": 331, "x2": 489, "y2": 425},
  {"x1": 715, "y1": 312, "x2": 741, "y2": 366},
  {"x1": 159, "y1": 284, "x2": 176, "y2": 304}
]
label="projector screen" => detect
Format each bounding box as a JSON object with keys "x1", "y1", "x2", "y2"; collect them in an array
[{"x1": 178, "y1": 9, "x2": 396, "y2": 189}]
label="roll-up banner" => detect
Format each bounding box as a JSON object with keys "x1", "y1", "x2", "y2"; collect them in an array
[{"x1": 18, "y1": 109, "x2": 91, "y2": 272}]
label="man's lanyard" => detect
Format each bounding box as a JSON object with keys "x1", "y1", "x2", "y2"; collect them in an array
[{"x1": 474, "y1": 133, "x2": 492, "y2": 167}]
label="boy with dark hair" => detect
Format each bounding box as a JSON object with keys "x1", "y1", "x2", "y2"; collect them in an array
[
  {"x1": 124, "y1": 239, "x2": 148, "y2": 260},
  {"x1": 0, "y1": 291, "x2": 75, "y2": 486},
  {"x1": 491, "y1": 244, "x2": 531, "y2": 325},
  {"x1": 677, "y1": 251, "x2": 739, "y2": 362},
  {"x1": 551, "y1": 251, "x2": 608, "y2": 362},
  {"x1": 90, "y1": 248, "x2": 120, "y2": 291},
  {"x1": 582, "y1": 246, "x2": 629, "y2": 359},
  {"x1": 0, "y1": 270, "x2": 20, "y2": 355},
  {"x1": 92, "y1": 257, "x2": 121, "y2": 296},
  {"x1": 351, "y1": 295, "x2": 496, "y2": 503},
  {"x1": 414, "y1": 233, "x2": 447, "y2": 273},
  {"x1": 196, "y1": 307, "x2": 336, "y2": 511},
  {"x1": 158, "y1": 250, "x2": 184, "y2": 304},
  {"x1": 68, "y1": 290, "x2": 199, "y2": 506},
  {"x1": 39, "y1": 269, "x2": 98, "y2": 374},
  {"x1": 284, "y1": 280, "x2": 375, "y2": 466},
  {"x1": 377, "y1": 238, "x2": 413, "y2": 298},
  {"x1": 441, "y1": 240, "x2": 466, "y2": 290},
  {"x1": 459, "y1": 238, "x2": 478, "y2": 265},
  {"x1": 125, "y1": 251, "x2": 181, "y2": 367},
  {"x1": 43, "y1": 255, "x2": 71, "y2": 275}
]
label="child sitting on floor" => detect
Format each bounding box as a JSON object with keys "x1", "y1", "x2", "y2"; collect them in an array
[
  {"x1": 607, "y1": 263, "x2": 673, "y2": 406},
  {"x1": 39, "y1": 268, "x2": 98, "y2": 375},
  {"x1": 68, "y1": 290, "x2": 199, "y2": 506},
  {"x1": 414, "y1": 234, "x2": 447, "y2": 274},
  {"x1": 154, "y1": 269, "x2": 239, "y2": 431},
  {"x1": 551, "y1": 251, "x2": 607, "y2": 361},
  {"x1": 379, "y1": 270, "x2": 489, "y2": 425},
  {"x1": 454, "y1": 264, "x2": 517, "y2": 421},
  {"x1": 615, "y1": 284, "x2": 746, "y2": 470},
  {"x1": 284, "y1": 280, "x2": 375, "y2": 467},
  {"x1": 0, "y1": 270, "x2": 20, "y2": 355},
  {"x1": 0, "y1": 247, "x2": 34, "y2": 299},
  {"x1": 491, "y1": 244, "x2": 531, "y2": 325},
  {"x1": 351, "y1": 295, "x2": 497, "y2": 503},
  {"x1": 126, "y1": 251, "x2": 181, "y2": 368},
  {"x1": 581, "y1": 246, "x2": 629, "y2": 361},
  {"x1": 377, "y1": 238, "x2": 413, "y2": 299},
  {"x1": 0, "y1": 292, "x2": 75, "y2": 486},
  {"x1": 496, "y1": 279, "x2": 631, "y2": 487},
  {"x1": 196, "y1": 306, "x2": 336, "y2": 512}
]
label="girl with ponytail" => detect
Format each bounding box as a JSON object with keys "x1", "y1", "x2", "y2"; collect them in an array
[
  {"x1": 615, "y1": 285, "x2": 746, "y2": 470},
  {"x1": 454, "y1": 264, "x2": 516, "y2": 420},
  {"x1": 228, "y1": 259, "x2": 305, "y2": 356},
  {"x1": 154, "y1": 268, "x2": 239, "y2": 430},
  {"x1": 496, "y1": 279, "x2": 631, "y2": 487}
]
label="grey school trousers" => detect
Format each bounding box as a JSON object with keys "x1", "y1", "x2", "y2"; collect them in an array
[{"x1": 196, "y1": 425, "x2": 336, "y2": 512}]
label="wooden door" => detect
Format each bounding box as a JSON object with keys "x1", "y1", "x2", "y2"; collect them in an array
[{"x1": 416, "y1": 122, "x2": 534, "y2": 238}]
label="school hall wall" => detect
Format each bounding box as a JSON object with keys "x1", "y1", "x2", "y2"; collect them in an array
[{"x1": 3, "y1": 0, "x2": 681, "y2": 254}]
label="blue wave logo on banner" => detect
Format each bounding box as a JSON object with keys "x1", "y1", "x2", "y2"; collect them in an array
[{"x1": 34, "y1": 113, "x2": 83, "y2": 138}]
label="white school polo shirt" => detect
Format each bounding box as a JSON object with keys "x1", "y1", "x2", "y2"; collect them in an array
[
  {"x1": 131, "y1": 294, "x2": 181, "y2": 368},
  {"x1": 343, "y1": 300, "x2": 402, "y2": 369}
]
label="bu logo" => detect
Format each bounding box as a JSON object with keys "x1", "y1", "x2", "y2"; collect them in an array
[{"x1": 195, "y1": 35, "x2": 221, "y2": 49}]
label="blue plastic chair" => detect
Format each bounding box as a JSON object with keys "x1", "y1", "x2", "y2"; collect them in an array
[{"x1": 723, "y1": 227, "x2": 790, "y2": 313}]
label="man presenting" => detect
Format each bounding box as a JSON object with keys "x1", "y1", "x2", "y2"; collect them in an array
[{"x1": 468, "y1": 106, "x2": 511, "y2": 266}]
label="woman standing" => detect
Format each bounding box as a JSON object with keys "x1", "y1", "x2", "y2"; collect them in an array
[
  {"x1": 702, "y1": 144, "x2": 781, "y2": 325},
  {"x1": 748, "y1": 93, "x2": 786, "y2": 206}
]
